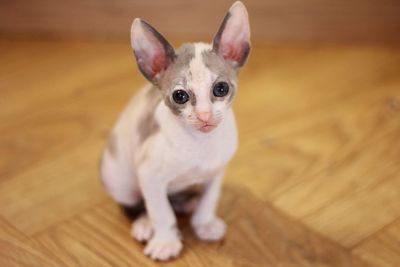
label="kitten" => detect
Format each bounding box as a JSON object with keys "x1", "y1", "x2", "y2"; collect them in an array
[{"x1": 100, "y1": 1, "x2": 250, "y2": 261}]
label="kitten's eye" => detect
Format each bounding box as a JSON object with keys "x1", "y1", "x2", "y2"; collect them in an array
[
  {"x1": 172, "y1": 90, "x2": 189, "y2": 104},
  {"x1": 213, "y1": 82, "x2": 229, "y2": 97}
]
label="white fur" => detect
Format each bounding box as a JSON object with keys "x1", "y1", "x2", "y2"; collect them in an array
[
  {"x1": 189, "y1": 43, "x2": 215, "y2": 114},
  {"x1": 131, "y1": 214, "x2": 153, "y2": 242}
]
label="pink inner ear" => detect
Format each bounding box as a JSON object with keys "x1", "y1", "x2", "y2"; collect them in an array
[
  {"x1": 218, "y1": 18, "x2": 249, "y2": 65},
  {"x1": 220, "y1": 43, "x2": 245, "y2": 63},
  {"x1": 215, "y1": 2, "x2": 250, "y2": 66},
  {"x1": 142, "y1": 36, "x2": 169, "y2": 79},
  {"x1": 149, "y1": 50, "x2": 168, "y2": 77},
  {"x1": 133, "y1": 20, "x2": 173, "y2": 81}
]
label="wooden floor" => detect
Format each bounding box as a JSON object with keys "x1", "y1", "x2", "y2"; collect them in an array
[{"x1": 1, "y1": 39, "x2": 400, "y2": 267}]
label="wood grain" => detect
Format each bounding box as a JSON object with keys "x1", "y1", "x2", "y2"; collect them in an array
[
  {"x1": 0, "y1": 0, "x2": 400, "y2": 43},
  {"x1": 353, "y1": 219, "x2": 400, "y2": 267},
  {"x1": 229, "y1": 45, "x2": 400, "y2": 247},
  {"x1": 0, "y1": 217, "x2": 63, "y2": 267},
  {"x1": 0, "y1": 39, "x2": 399, "y2": 266},
  {"x1": 35, "y1": 187, "x2": 370, "y2": 267}
]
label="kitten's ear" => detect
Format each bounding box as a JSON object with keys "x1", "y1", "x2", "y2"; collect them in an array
[
  {"x1": 212, "y1": 1, "x2": 251, "y2": 68},
  {"x1": 131, "y1": 18, "x2": 176, "y2": 84}
]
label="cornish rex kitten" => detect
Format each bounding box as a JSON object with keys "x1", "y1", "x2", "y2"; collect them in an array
[{"x1": 100, "y1": 1, "x2": 250, "y2": 261}]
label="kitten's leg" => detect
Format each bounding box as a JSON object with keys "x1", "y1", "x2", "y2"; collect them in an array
[
  {"x1": 138, "y1": 172, "x2": 182, "y2": 261},
  {"x1": 131, "y1": 187, "x2": 200, "y2": 243},
  {"x1": 191, "y1": 170, "x2": 226, "y2": 241}
]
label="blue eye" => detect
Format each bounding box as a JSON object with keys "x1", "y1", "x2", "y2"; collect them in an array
[
  {"x1": 213, "y1": 82, "x2": 229, "y2": 97},
  {"x1": 172, "y1": 90, "x2": 189, "y2": 104}
]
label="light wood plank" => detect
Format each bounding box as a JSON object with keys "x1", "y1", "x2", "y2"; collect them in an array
[
  {"x1": 0, "y1": 217, "x2": 63, "y2": 267},
  {"x1": 0, "y1": 138, "x2": 108, "y2": 235},
  {"x1": 271, "y1": 85, "x2": 400, "y2": 246},
  {"x1": 353, "y1": 219, "x2": 400, "y2": 267}
]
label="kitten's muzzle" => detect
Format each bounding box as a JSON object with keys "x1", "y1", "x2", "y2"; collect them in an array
[
  {"x1": 198, "y1": 123, "x2": 216, "y2": 133},
  {"x1": 195, "y1": 111, "x2": 217, "y2": 133},
  {"x1": 196, "y1": 111, "x2": 211, "y2": 123}
]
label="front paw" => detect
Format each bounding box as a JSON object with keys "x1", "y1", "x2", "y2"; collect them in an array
[
  {"x1": 192, "y1": 217, "x2": 226, "y2": 241},
  {"x1": 131, "y1": 214, "x2": 153, "y2": 242},
  {"x1": 144, "y1": 233, "x2": 183, "y2": 261}
]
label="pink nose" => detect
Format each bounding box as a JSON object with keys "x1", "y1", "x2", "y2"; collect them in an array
[{"x1": 197, "y1": 112, "x2": 211, "y2": 122}]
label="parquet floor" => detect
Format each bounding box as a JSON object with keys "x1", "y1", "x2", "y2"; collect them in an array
[{"x1": 1, "y1": 40, "x2": 399, "y2": 267}]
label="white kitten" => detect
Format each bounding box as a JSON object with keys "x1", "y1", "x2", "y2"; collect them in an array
[{"x1": 100, "y1": 1, "x2": 250, "y2": 261}]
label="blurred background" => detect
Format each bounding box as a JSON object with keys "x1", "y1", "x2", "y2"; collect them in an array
[
  {"x1": 1, "y1": 0, "x2": 400, "y2": 42},
  {"x1": 1, "y1": 1, "x2": 399, "y2": 267}
]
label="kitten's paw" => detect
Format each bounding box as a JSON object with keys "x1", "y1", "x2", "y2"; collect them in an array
[
  {"x1": 192, "y1": 217, "x2": 226, "y2": 241},
  {"x1": 144, "y1": 234, "x2": 183, "y2": 261},
  {"x1": 131, "y1": 214, "x2": 153, "y2": 242}
]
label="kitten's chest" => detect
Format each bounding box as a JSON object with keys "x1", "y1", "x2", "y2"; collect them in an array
[
  {"x1": 167, "y1": 166, "x2": 218, "y2": 194},
  {"x1": 166, "y1": 124, "x2": 237, "y2": 193},
  {"x1": 173, "y1": 123, "x2": 237, "y2": 168}
]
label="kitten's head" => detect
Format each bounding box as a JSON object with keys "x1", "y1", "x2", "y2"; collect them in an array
[{"x1": 131, "y1": 1, "x2": 250, "y2": 133}]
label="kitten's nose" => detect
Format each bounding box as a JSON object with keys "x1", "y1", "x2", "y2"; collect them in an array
[{"x1": 196, "y1": 111, "x2": 211, "y2": 122}]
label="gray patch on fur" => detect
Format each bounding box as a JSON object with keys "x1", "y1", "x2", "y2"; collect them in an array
[
  {"x1": 188, "y1": 89, "x2": 196, "y2": 106},
  {"x1": 212, "y1": 12, "x2": 231, "y2": 54},
  {"x1": 202, "y1": 49, "x2": 237, "y2": 103},
  {"x1": 137, "y1": 86, "x2": 162, "y2": 144},
  {"x1": 160, "y1": 43, "x2": 196, "y2": 115},
  {"x1": 107, "y1": 133, "x2": 118, "y2": 158},
  {"x1": 164, "y1": 97, "x2": 182, "y2": 115}
]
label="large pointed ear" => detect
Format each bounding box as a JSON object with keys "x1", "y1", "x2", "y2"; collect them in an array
[
  {"x1": 212, "y1": 1, "x2": 251, "y2": 68},
  {"x1": 131, "y1": 18, "x2": 176, "y2": 84}
]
